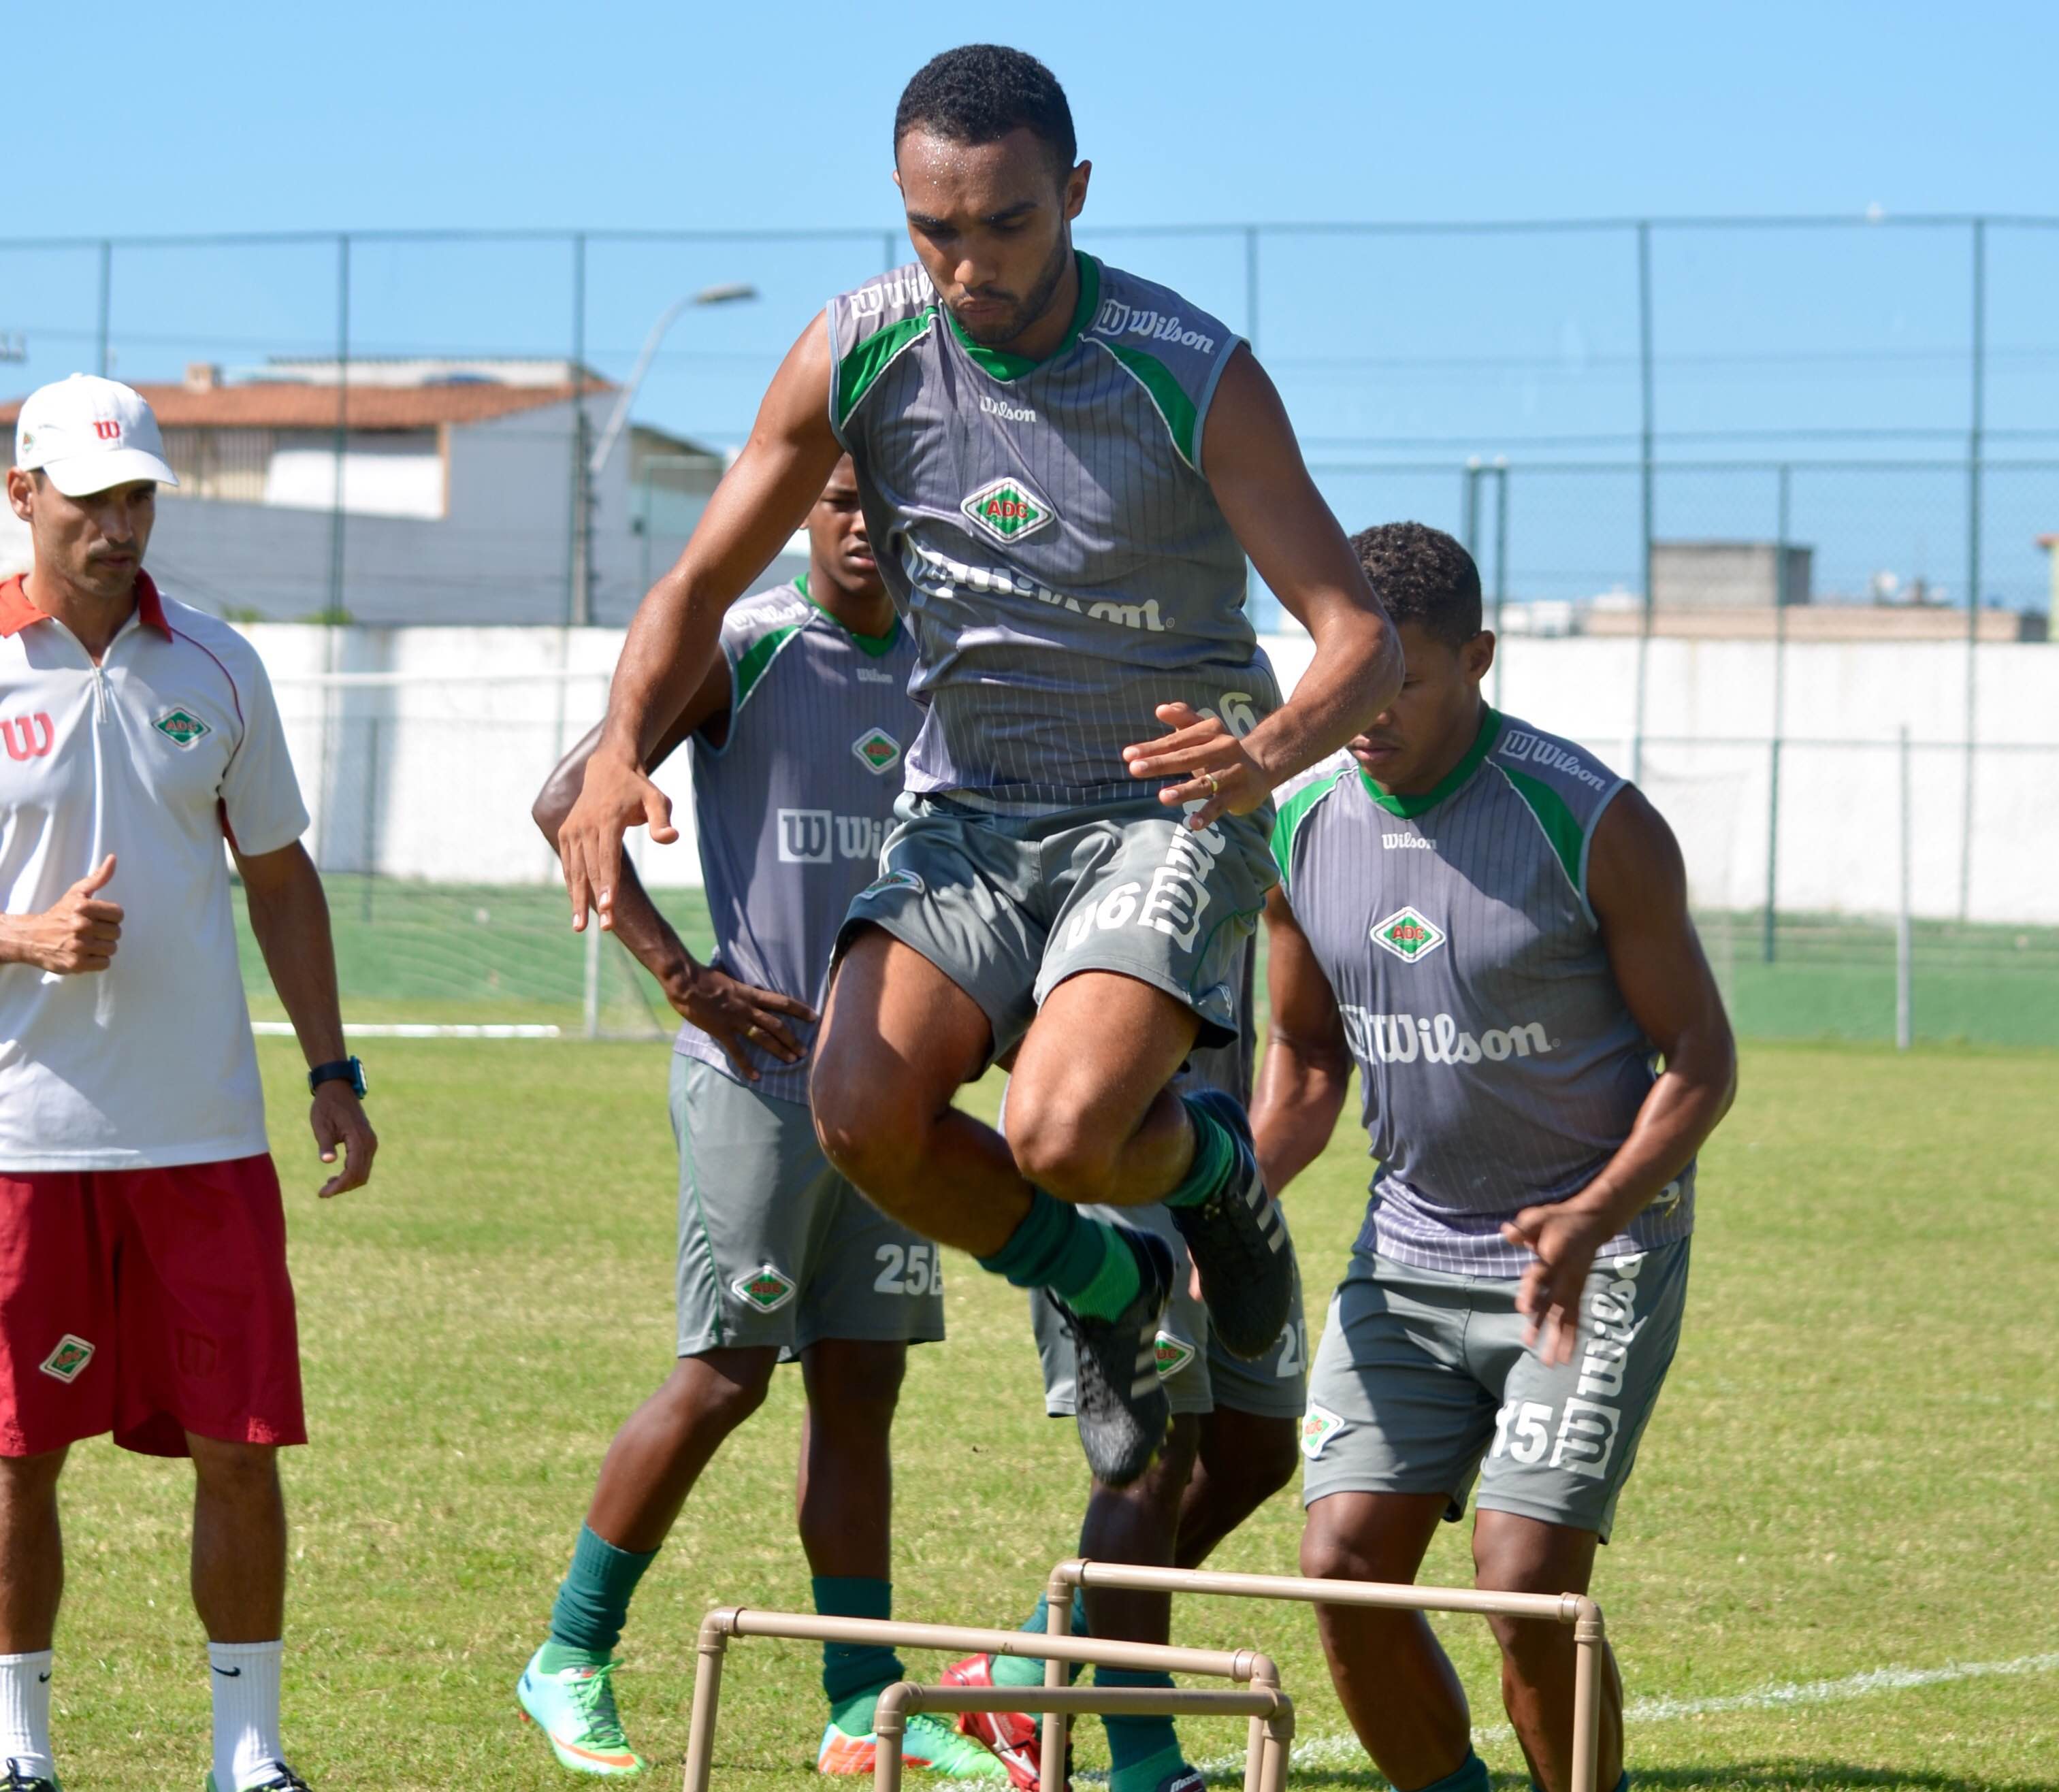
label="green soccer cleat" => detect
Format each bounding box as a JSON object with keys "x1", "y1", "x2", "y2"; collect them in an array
[
  {"x1": 817, "y1": 1713, "x2": 1008, "y2": 1778},
  {"x1": 4, "y1": 1761, "x2": 59, "y2": 1792},
  {"x1": 203, "y1": 1767, "x2": 310, "y2": 1791},
  {"x1": 517, "y1": 1648, "x2": 649, "y2": 1778}
]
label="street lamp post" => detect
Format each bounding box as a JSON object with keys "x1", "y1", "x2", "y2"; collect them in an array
[
  {"x1": 570, "y1": 280, "x2": 755, "y2": 628},
  {"x1": 588, "y1": 281, "x2": 757, "y2": 482}
]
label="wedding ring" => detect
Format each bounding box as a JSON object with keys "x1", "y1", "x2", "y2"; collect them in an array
[{"x1": 1202, "y1": 772, "x2": 1221, "y2": 797}]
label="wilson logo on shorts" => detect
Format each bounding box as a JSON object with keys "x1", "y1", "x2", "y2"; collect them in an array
[
  {"x1": 39, "y1": 1334, "x2": 95, "y2": 1384},
  {"x1": 960, "y1": 474, "x2": 1054, "y2": 547},
  {"x1": 152, "y1": 707, "x2": 212, "y2": 749},
  {"x1": 852, "y1": 727, "x2": 902, "y2": 776},
  {"x1": 1299, "y1": 1403, "x2": 1346, "y2": 1460},
  {"x1": 732, "y1": 1265, "x2": 796, "y2": 1314},
  {"x1": 1152, "y1": 1331, "x2": 1196, "y2": 1380},
  {"x1": 1370, "y1": 905, "x2": 1446, "y2": 964}
]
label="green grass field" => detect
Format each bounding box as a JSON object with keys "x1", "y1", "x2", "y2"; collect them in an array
[{"x1": 46, "y1": 1036, "x2": 2058, "y2": 1789}]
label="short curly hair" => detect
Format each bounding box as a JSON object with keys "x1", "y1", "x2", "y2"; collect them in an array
[
  {"x1": 894, "y1": 46, "x2": 1076, "y2": 174},
  {"x1": 1349, "y1": 521, "x2": 1482, "y2": 649}
]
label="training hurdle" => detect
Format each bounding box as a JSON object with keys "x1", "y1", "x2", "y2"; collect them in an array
[
  {"x1": 1039, "y1": 1559, "x2": 1608, "y2": 1792},
  {"x1": 682, "y1": 1606, "x2": 1284, "y2": 1792},
  {"x1": 873, "y1": 1680, "x2": 1293, "y2": 1792}
]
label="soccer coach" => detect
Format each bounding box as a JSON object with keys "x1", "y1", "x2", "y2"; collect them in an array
[{"x1": 0, "y1": 376, "x2": 374, "y2": 1792}]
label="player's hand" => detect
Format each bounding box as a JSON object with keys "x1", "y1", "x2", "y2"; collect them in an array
[
  {"x1": 1501, "y1": 1202, "x2": 1613, "y2": 1367},
  {"x1": 672, "y1": 962, "x2": 817, "y2": 1082},
  {"x1": 5, "y1": 855, "x2": 124, "y2": 974},
  {"x1": 310, "y1": 1083, "x2": 376, "y2": 1199},
  {"x1": 558, "y1": 748, "x2": 678, "y2": 934},
  {"x1": 1122, "y1": 703, "x2": 1271, "y2": 831}
]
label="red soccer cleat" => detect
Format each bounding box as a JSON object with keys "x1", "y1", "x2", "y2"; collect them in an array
[{"x1": 939, "y1": 1653, "x2": 1069, "y2": 1792}]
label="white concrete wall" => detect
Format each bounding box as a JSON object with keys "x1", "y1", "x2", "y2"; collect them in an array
[{"x1": 248, "y1": 625, "x2": 2059, "y2": 924}]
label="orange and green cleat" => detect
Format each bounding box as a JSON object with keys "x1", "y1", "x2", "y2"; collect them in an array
[
  {"x1": 817, "y1": 1712, "x2": 1007, "y2": 1778},
  {"x1": 517, "y1": 1648, "x2": 649, "y2": 1778}
]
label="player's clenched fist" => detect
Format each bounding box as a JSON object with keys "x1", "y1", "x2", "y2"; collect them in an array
[
  {"x1": 557, "y1": 747, "x2": 678, "y2": 933},
  {"x1": 0, "y1": 853, "x2": 124, "y2": 974}
]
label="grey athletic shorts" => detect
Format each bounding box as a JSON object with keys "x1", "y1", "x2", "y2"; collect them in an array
[
  {"x1": 1301, "y1": 1239, "x2": 1691, "y2": 1541},
  {"x1": 671, "y1": 1056, "x2": 945, "y2": 1360},
  {"x1": 839, "y1": 792, "x2": 1277, "y2": 1062},
  {"x1": 1032, "y1": 1202, "x2": 1308, "y2": 1422}
]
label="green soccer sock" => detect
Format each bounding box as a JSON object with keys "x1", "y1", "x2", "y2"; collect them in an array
[
  {"x1": 545, "y1": 1524, "x2": 660, "y2": 1660},
  {"x1": 1094, "y1": 1667, "x2": 1182, "y2": 1792},
  {"x1": 815, "y1": 1576, "x2": 904, "y2": 1733},
  {"x1": 1162, "y1": 1096, "x2": 1237, "y2": 1210},
  {"x1": 978, "y1": 1188, "x2": 1143, "y2": 1321},
  {"x1": 1410, "y1": 1751, "x2": 1491, "y2": 1792},
  {"x1": 989, "y1": 1589, "x2": 1091, "y2": 1690}
]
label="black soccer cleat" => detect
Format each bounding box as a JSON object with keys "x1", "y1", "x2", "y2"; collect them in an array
[
  {"x1": 3, "y1": 1760, "x2": 56, "y2": 1792},
  {"x1": 1169, "y1": 1088, "x2": 1295, "y2": 1361},
  {"x1": 1050, "y1": 1225, "x2": 1174, "y2": 1488}
]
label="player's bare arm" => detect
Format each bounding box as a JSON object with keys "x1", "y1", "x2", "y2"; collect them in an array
[
  {"x1": 0, "y1": 852, "x2": 123, "y2": 973},
  {"x1": 1122, "y1": 346, "x2": 1404, "y2": 828},
  {"x1": 235, "y1": 839, "x2": 378, "y2": 1198},
  {"x1": 1250, "y1": 883, "x2": 1354, "y2": 1194},
  {"x1": 1502, "y1": 785, "x2": 1736, "y2": 1362},
  {"x1": 559, "y1": 316, "x2": 843, "y2": 932},
  {"x1": 534, "y1": 698, "x2": 816, "y2": 1081}
]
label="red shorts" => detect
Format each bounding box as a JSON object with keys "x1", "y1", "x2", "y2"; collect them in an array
[{"x1": 0, "y1": 1154, "x2": 305, "y2": 1459}]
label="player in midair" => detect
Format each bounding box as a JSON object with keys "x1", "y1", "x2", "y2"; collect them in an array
[
  {"x1": 1255, "y1": 523, "x2": 1736, "y2": 1792},
  {"x1": 557, "y1": 46, "x2": 1401, "y2": 1506},
  {"x1": 943, "y1": 951, "x2": 1306, "y2": 1792},
  {"x1": 517, "y1": 461, "x2": 999, "y2": 1781}
]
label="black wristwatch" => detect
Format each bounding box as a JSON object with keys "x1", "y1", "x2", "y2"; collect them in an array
[{"x1": 308, "y1": 1056, "x2": 367, "y2": 1098}]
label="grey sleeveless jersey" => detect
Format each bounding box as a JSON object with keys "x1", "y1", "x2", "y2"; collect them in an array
[
  {"x1": 1271, "y1": 711, "x2": 1696, "y2": 1277},
  {"x1": 674, "y1": 579, "x2": 920, "y2": 1101},
  {"x1": 827, "y1": 253, "x2": 1280, "y2": 809}
]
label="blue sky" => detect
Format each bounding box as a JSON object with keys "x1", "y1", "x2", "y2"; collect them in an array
[{"x1": 6, "y1": 1, "x2": 2058, "y2": 614}]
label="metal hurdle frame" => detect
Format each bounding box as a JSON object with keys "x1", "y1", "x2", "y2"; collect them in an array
[
  {"x1": 873, "y1": 1680, "x2": 1293, "y2": 1792},
  {"x1": 681, "y1": 1607, "x2": 1284, "y2": 1792},
  {"x1": 1039, "y1": 1559, "x2": 1608, "y2": 1792}
]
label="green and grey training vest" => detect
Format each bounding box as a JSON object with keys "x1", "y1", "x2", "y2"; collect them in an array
[
  {"x1": 674, "y1": 578, "x2": 920, "y2": 1101},
  {"x1": 1270, "y1": 709, "x2": 1696, "y2": 1277},
  {"x1": 826, "y1": 252, "x2": 1280, "y2": 811}
]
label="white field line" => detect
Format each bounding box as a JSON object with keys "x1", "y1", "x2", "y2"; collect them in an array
[{"x1": 1166, "y1": 1650, "x2": 2059, "y2": 1780}]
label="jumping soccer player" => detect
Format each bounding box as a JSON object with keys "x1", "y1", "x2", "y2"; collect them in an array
[
  {"x1": 945, "y1": 957, "x2": 1307, "y2": 1792},
  {"x1": 1, "y1": 375, "x2": 377, "y2": 1792},
  {"x1": 518, "y1": 461, "x2": 997, "y2": 1781},
  {"x1": 556, "y1": 45, "x2": 1401, "y2": 1496},
  {"x1": 1256, "y1": 523, "x2": 1737, "y2": 1792}
]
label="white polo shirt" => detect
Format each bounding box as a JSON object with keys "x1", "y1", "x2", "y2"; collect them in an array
[{"x1": 0, "y1": 572, "x2": 309, "y2": 1171}]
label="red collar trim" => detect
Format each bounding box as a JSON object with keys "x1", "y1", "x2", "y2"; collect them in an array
[
  {"x1": 0, "y1": 571, "x2": 172, "y2": 640},
  {"x1": 133, "y1": 572, "x2": 172, "y2": 637}
]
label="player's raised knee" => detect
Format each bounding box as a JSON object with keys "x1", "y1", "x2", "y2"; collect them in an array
[{"x1": 1003, "y1": 1096, "x2": 1123, "y2": 1203}]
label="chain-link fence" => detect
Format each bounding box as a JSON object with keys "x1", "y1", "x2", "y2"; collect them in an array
[{"x1": 5, "y1": 214, "x2": 2056, "y2": 632}]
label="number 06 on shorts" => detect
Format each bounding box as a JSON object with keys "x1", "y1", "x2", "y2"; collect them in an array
[{"x1": 670, "y1": 1056, "x2": 947, "y2": 1360}]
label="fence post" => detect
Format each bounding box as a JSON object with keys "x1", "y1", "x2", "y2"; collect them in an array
[
  {"x1": 95, "y1": 240, "x2": 112, "y2": 377},
  {"x1": 1763, "y1": 463, "x2": 1790, "y2": 964},
  {"x1": 1897, "y1": 726, "x2": 1913, "y2": 1052},
  {"x1": 583, "y1": 920, "x2": 603, "y2": 1041},
  {"x1": 316, "y1": 233, "x2": 351, "y2": 870},
  {"x1": 1958, "y1": 217, "x2": 1985, "y2": 924},
  {"x1": 1491, "y1": 459, "x2": 1509, "y2": 711},
  {"x1": 568, "y1": 232, "x2": 591, "y2": 628},
  {"x1": 1633, "y1": 221, "x2": 1655, "y2": 786}
]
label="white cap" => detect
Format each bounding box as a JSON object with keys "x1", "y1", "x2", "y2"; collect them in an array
[{"x1": 13, "y1": 374, "x2": 178, "y2": 497}]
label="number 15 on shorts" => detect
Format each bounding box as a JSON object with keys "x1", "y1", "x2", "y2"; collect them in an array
[{"x1": 875, "y1": 1243, "x2": 943, "y2": 1296}]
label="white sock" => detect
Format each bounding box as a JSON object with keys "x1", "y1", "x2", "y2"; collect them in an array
[
  {"x1": 0, "y1": 1650, "x2": 55, "y2": 1780},
  {"x1": 208, "y1": 1640, "x2": 285, "y2": 1791}
]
